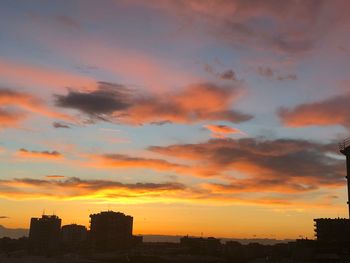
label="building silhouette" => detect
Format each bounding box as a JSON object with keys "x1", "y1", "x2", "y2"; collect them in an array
[
  {"x1": 89, "y1": 211, "x2": 133, "y2": 250},
  {"x1": 314, "y1": 218, "x2": 350, "y2": 243},
  {"x1": 180, "y1": 236, "x2": 221, "y2": 255},
  {"x1": 313, "y1": 138, "x2": 350, "y2": 243},
  {"x1": 29, "y1": 214, "x2": 61, "y2": 255},
  {"x1": 61, "y1": 224, "x2": 87, "y2": 249},
  {"x1": 339, "y1": 137, "x2": 350, "y2": 217}
]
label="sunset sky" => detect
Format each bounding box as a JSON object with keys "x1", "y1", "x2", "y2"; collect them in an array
[{"x1": 1, "y1": 0, "x2": 350, "y2": 239}]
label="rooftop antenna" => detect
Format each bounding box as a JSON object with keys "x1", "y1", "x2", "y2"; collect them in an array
[{"x1": 339, "y1": 137, "x2": 350, "y2": 218}]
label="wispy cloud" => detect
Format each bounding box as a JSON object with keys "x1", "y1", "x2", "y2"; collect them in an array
[
  {"x1": 0, "y1": 59, "x2": 94, "y2": 91},
  {"x1": 45, "y1": 175, "x2": 66, "y2": 179},
  {"x1": 135, "y1": 0, "x2": 348, "y2": 54},
  {"x1": 17, "y1": 148, "x2": 63, "y2": 160},
  {"x1": 0, "y1": 88, "x2": 73, "y2": 129},
  {"x1": 204, "y1": 124, "x2": 244, "y2": 138},
  {"x1": 88, "y1": 153, "x2": 188, "y2": 173},
  {"x1": 257, "y1": 66, "x2": 297, "y2": 81},
  {"x1": 0, "y1": 176, "x2": 342, "y2": 210},
  {"x1": 149, "y1": 137, "x2": 343, "y2": 192},
  {"x1": 53, "y1": 122, "x2": 71, "y2": 129},
  {"x1": 0, "y1": 177, "x2": 187, "y2": 202},
  {"x1": 55, "y1": 82, "x2": 252, "y2": 125},
  {"x1": 279, "y1": 92, "x2": 350, "y2": 129}
]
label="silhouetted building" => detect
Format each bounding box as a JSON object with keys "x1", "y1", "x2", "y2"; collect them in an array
[
  {"x1": 131, "y1": 235, "x2": 143, "y2": 246},
  {"x1": 339, "y1": 137, "x2": 350, "y2": 217},
  {"x1": 29, "y1": 215, "x2": 61, "y2": 255},
  {"x1": 313, "y1": 138, "x2": 350, "y2": 244},
  {"x1": 89, "y1": 211, "x2": 133, "y2": 250},
  {"x1": 180, "y1": 236, "x2": 221, "y2": 255},
  {"x1": 314, "y1": 218, "x2": 350, "y2": 243},
  {"x1": 61, "y1": 224, "x2": 87, "y2": 249}
]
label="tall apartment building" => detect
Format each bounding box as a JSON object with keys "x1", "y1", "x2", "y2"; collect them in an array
[
  {"x1": 313, "y1": 139, "x2": 350, "y2": 243},
  {"x1": 29, "y1": 215, "x2": 61, "y2": 255},
  {"x1": 90, "y1": 211, "x2": 133, "y2": 250}
]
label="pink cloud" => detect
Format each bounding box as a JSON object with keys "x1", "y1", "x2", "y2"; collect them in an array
[
  {"x1": 0, "y1": 89, "x2": 73, "y2": 126},
  {"x1": 31, "y1": 34, "x2": 197, "y2": 92},
  {"x1": 0, "y1": 89, "x2": 74, "y2": 128},
  {"x1": 279, "y1": 92, "x2": 350, "y2": 129},
  {"x1": 0, "y1": 58, "x2": 95, "y2": 92}
]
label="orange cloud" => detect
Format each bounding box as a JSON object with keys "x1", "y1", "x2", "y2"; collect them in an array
[
  {"x1": 89, "y1": 153, "x2": 188, "y2": 173},
  {"x1": 0, "y1": 177, "x2": 342, "y2": 211},
  {"x1": 81, "y1": 137, "x2": 342, "y2": 194},
  {"x1": 126, "y1": 83, "x2": 251, "y2": 124},
  {"x1": 204, "y1": 124, "x2": 244, "y2": 138},
  {"x1": 0, "y1": 108, "x2": 25, "y2": 128},
  {"x1": 17, "y1": 148, "x2": 63, "y2": 160},
  {"x1": 80, "y1": 152, "x2": 220, "y2": 179},
  {"x1": 203, "y1": 178, "x2": 319, "y2": 195},
  {"x1": 45, "y1": 175, "x2": 66, "y2": 179},
  {"x1": 0, "y1": 177, "x2": 187, "y2": 202},
  {"x1": 279, "y1": 93, "x2": 350, "y2": 129},
  {"x1": 55, "y1": 82, "x2": 252, "y2": 125},
  {"x1": 0, "y1": 88, "x2": 74, "y2": 128},
  {"x1": 149, "y1": 138, "x2": 344, "y2": 192}
]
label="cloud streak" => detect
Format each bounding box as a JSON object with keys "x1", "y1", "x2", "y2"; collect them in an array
[
  {"x1": 0, "y1": 176, "x2": 342, "y2": 209},
  {"x1": 88, "y1": 153, "x2": 188, "y2": 174},
  {"x1": 204, "y1": 124, "x2": 244, "y2": 138},
  {"x1": 53, "y1": 122, "x2": 71, "y2": 129},
  {"x1": 17, "y1": 148, "x2": 63, "y2": 160},
  {"x1": 55, "y1": 82, "x2": 252, "y2": 125},
  {"x1": 0, "y1": 88, "x2": 73, "y2": 128},
  {"x1": 0, "y1": 59, "x2": 94, "y2": 91},
  {"x1": 45, "y1": 175, "x2": 66, "y2": 179},
  {"x1": 0, "y1": 108, "x2": 25, "y2": 128},
  {"x1": 0, "y1": 177, "x2": 187, "y2": 201},
  {"x1": 149, "y1": 137, "x2": 344, "y2": 192},
  {"x1": 257, "y1": 67, "x2": 297, "y2": 81},
  {"x1": 279, "y1": 92, "x2": 350, "y2": 129}
]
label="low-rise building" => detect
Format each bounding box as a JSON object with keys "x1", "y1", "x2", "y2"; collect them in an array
[{"x1": 61, "y1": 224, "x2": 87, "y2": 249}]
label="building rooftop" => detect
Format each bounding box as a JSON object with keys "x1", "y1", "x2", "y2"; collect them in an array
[{"x1": 89, "y1": 211, "x2": 132, "y2": 218}]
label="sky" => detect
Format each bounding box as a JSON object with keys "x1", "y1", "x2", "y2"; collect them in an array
[{"x1": 1, "y1": 0, "x2": 350, "y2": 239}]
